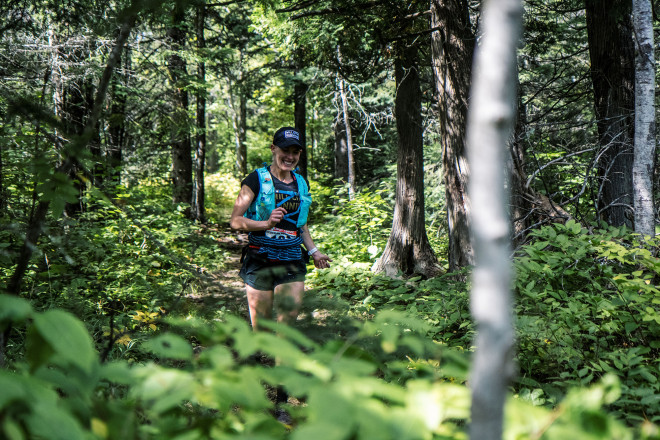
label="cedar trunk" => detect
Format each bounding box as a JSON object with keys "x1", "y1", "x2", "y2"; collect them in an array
[
  {"x1": 585, "y1": 0, "x2": 635, "y2": 227},
  {"x1": 373, "y1": 42, "x2": 437, "y2": 277},
  {"x1": 430, "y1": 0, "x2": 474, "y2": 271},
  {"x1": 168, "y1": 3, "x2": 193, "y2": 208},
  {"x1": 108, "y1": 45, "x2": 130, "y2": 193}
]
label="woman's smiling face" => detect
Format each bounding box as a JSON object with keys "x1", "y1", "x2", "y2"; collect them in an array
[{"x1": 271, "y1": 144, "x2": 302, "y2": 172}]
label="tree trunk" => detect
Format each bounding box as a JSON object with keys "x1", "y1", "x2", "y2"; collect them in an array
[
  {"x1": 632, "y1": 0, "x2": 655, "y2": 236},
  {"x1": 334, "y1": 113, "x2": 349, "y2": 181},
  {"x1": 230, "y1": 54, "x2": 248, "y2": 177},
  {"x1": 192, "y1": 5, "x2": 207, "y2": 223},
  {"x1": 466, "y1": 0, "x2": 521, "y2": 437},
  {"x1": 62, "y1": 40, "x2": 93, "y2": 217},
  {"x1": 509, "y1": 91, "x2": 534, "y2": 248},
  {"x1": 168, "y1": 3, "x2": 193, "y2": 210},
  {"x1": 294, "y1": 73, "x2": 308, "y2": 179},
  {"x1": 107, "y1": 45, "x2": 130, "y2": 193},
  {"x1": 311, "y1": 107, "x2": 318, "y2": 173},
  {"x1": 430, "y1": 0, "x2": 474, "y2": 271},
  {"x1": 232, "y1": 89, "x2": 248, "y2": 177},
  {"x1": 585, "y1": 0, "x2": 635, "y2": 227},
  {"x1": 372, "y1": 42, "x2": 438, "y2": 277},
  {"x1": 339, "y1": 78, "x2": 356, "y2": 199},
  {"x1": 0, "y1": 134, "x2": 4, "y2": 215}
]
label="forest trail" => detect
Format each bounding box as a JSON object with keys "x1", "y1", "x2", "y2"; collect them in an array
[
  {"x1": 186, "y1": 222, "x2": 353, "y2": 343},
  {"x1": 185, "y1": 222, "x2": 250, "y2": 319}
]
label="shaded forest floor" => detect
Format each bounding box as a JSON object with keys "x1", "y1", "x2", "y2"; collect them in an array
[{"x1": 184, "y1": 222, "x2": 250, "y2": 319}]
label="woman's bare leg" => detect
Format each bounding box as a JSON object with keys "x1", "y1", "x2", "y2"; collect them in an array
[
  {"x1": 246, "y1": 285, "x2": 274, "y2": 330},
  {"x1": 274, "y1": 281, "x2": 304, "y2": 324}
]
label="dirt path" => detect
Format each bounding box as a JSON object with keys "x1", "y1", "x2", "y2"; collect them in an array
[
  {"x1": 185, "y1": 222, "x2": 249, "y2": 318},
  {"x1": 186, "y1": 222, "x2": 354, "y2": 344}
]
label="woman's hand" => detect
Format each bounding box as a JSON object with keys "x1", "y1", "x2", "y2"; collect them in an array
[
  {"x1": 267, "y1": 207, "x2": 287, "y2": 228},
  {"x1": 311, "y1": 251, "x2": 332, "y2": 269}
]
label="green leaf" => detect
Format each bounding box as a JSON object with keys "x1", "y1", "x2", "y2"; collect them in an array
[
  {"x1": 142, "y1": 333, "x2": 193, "y2": 361},
  {"x1": 0, "y1": 295, "x2": 33, "y2": 329},
  {"x1": 30, "y1": 310, "x2": 96, "y2": 373},
  {"x1": 133, "y1": 364, "x2": 195, "y2": 414},
  {"x1": 26, "y1": 403, "x2": 86, "y2": 440}
]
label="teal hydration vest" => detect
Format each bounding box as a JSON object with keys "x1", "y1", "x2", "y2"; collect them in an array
[{"x1": 244, "y1": 166, "x2": 312, "y2": 228}]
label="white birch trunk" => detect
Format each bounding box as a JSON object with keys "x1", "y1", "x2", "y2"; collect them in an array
[
  {"x1": 633, "y1": 0, "x2": 656, "y2": 237},
  {"x1": 465, "y1": 0, "x2": 522, "y2": 438}
]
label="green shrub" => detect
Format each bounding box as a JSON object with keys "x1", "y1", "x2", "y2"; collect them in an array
[
  {"x1": 0, "y1": 294, "x2": 644, "y2": 440},
  {"x1": 513, "y1": 222, "x2": 660, "y2": 425}
]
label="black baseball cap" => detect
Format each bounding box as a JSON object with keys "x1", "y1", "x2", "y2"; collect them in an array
[{"x1": 273, "y1": 127, "x2": 303, "y2": 150}]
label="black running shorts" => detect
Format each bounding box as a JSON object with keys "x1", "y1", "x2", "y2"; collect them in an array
[{"x1": 239, "y1": 255, "x2": 307, "y2": 291}]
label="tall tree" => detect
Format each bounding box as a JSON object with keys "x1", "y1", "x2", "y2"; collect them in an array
[
  {"x1": 107, "y1": 45, "x2": 130, "y2": 192},
  {"x1": 226, "y1": 50, "x2": 248, "y2": 176},
  {"x1": 466, "y1": 0, "x2": 521, "y2": 437},
  {"x1": 294, "y1": 58, "x2": 309, "y2": 178},
  {"x1": 334, "y1": 114, "x2": 349, "y2": 181},
  {"x1": 373, "y1": 37, "x2": 438, "y2": 276},
  {"x1": 632, "y1": 0, "x2": 655, "y2": 236},
  {"x1": 430, "y1": 0, "x2": 475, "y2": 270},
  {"x1": 585, "y1": 0, "x2": 635, "y2": 227},
  {"x1": 192, "y1": 3, "x2": 207, "y2": 223},
  {"x1": 0, "y1": 129, "x2": 4, "y2": 215},
  {"x1": 167, "y1": 2, "x2": 193, "y2": 209},
  {"x1": 338, "y1": 77, "x2": 356, "y2": 199}
]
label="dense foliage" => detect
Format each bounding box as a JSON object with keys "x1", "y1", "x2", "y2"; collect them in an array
[{"x1": 1, "y1": 177, "x2": 659, "y2": 439}]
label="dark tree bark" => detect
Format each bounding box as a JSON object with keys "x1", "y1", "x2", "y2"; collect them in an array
[
  {"x1": 430, "y1": 0, "x2": 474, "y2": 271},
  {"x1": 585, "y1": 0, "x2": 635, "y2": 227},
  {"x1": 510, "y1": 92, "x2": 534, "y2": 247},
  {"x1": 107, "y1": 46, "x2": 130, "y2": 193},
  {"x1": 167, "y1": 3, "x2": 193, "y2": 210},
  {"x1": 373, "y1": 41, "x2": 438, "y2": 277},
  {"x1": 294, "y1": 69, "x2": 309, "y2": 179},
  {"x1": 192, "y1": 5, "x2": 207, "y2": 223},
  {"x1": 0, "y1": 136, "x2": 4, "y2": 215},
  {"x1": 61, "y1": 42, "x2": 93, "y2": 216},
  {"x1": 510, "y1": 92, "x2": 572, "y2": 248}
]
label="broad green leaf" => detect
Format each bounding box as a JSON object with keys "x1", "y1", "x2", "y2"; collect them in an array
[
  {"x1": 133, "y1": 364, "x2": 195, "y2": 414},
  {"x1": 142, "y1": 333, "x2": 193, "y2": 361},
  {"x1": 0, "y1": 295, "x2": 33, "y2": 328},
  {"x1": 30, "y1": 309, "x2": 96, "y2": 373},
  {"x1": 26, "y1": 403, "x2": 86, "y2": 440}
]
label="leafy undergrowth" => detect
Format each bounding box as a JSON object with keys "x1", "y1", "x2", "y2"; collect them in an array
[
  {"x1": 1, "y1": 179, "x2": 659, "y2": 439},
  {"x1": 0, "y1": 295, "x2": 646, "y2": 440},
  {"x1": 308, "y1": 220, "x2": 660, "y2": 434}
]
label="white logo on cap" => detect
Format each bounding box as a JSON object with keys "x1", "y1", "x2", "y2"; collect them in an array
[{"x1": 284, "y1": 130, "x2": 299, "y2": 140}]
